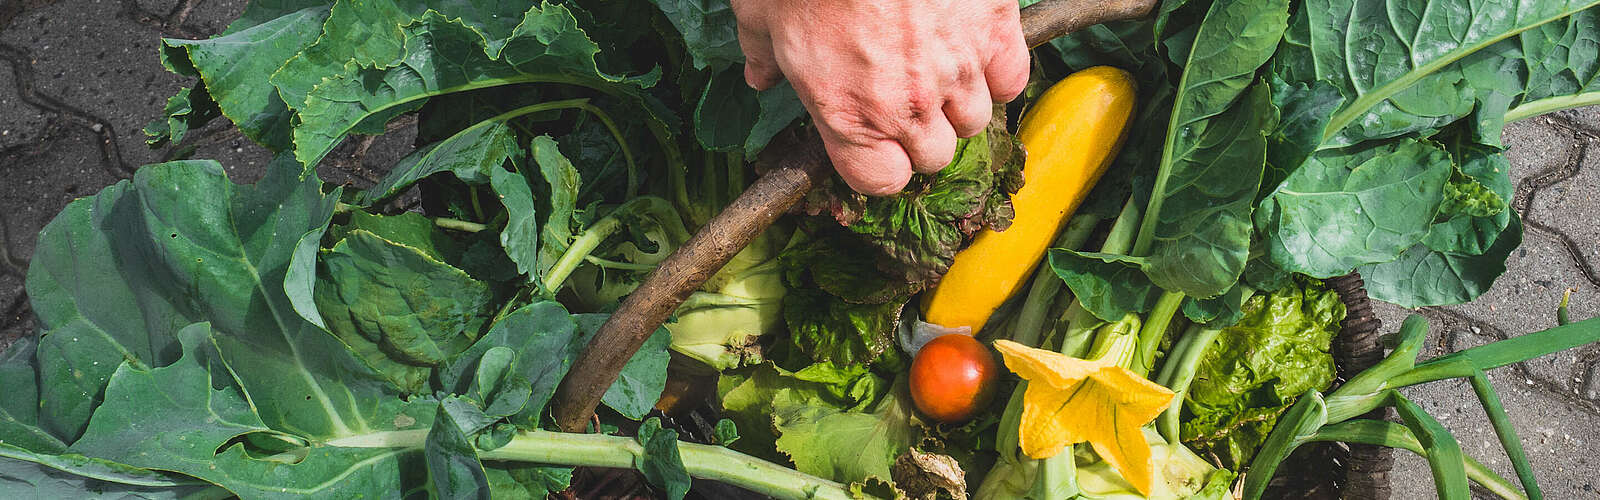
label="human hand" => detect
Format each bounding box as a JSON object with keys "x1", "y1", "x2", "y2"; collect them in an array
[{"x1": 731, "y1": 0, "x2": 1029, "y2": 196}]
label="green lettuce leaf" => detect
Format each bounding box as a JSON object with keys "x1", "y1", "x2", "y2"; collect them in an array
[
  {"x1": 773, "y1": 380, "x2": 917, "y2": 489},
  {"x1": 800, "y1": 119, "x2": 1023, "y2": 286},
  {"x1": 1180, "y1": 279, "x2": 1343, "y2": 468},
  {"x1": 717, "y1": 362, "x2": 888, "y2": 462}
]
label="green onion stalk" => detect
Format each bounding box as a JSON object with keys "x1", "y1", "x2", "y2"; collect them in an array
[{"x1": 1239, "y1": 314, "x2": 1600, "y2": 500}]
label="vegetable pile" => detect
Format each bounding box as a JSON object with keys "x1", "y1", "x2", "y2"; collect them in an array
[{"x1": 4, "y1": 0, "x2": 1600, "y2": 499}]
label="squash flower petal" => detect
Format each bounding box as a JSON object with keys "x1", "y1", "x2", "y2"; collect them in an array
[{"x1": 993, "y1": 339, "x2": 1175, "y2": 496}]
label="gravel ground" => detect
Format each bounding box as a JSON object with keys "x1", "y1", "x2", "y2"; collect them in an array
[{"x1": 2, "y1": 2, "x2": 1598, "y2": 498}]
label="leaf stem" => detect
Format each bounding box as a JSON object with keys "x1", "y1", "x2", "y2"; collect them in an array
[
  {"x1": 1505, "y1": 92, "x2": 1600, "y2": 124},
  {"x1": 1131, "y1": 290, "x2": 1185, "y2": 377},
  {"x1": 1155, "y1": 325, "x2": 1222, "y2": 442},
  {"x1": 1309, "y1": 420, "x2": 1527, "y2": 500},
  {"x1": 1469, "y1": 371, "x2": 1542, "y2": 500},
  {"x1": 433, "y1": 217, "x2": 488, "y2": 233},
  {"x1": 479, "y1": 430, "x2": 864, "y2": 500},
  {"x1": 543, "y1": 196, "x2": 687, "y2": 293}
]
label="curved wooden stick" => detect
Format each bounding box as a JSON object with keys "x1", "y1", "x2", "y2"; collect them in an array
[{"x1": 551, "y1": 0, "x2": 1159, "y2": 432}]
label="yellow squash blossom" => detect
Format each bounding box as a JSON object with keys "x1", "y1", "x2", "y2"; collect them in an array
[{"x1": 992, "y1": 339, "x2": 1175, "y2": 496}]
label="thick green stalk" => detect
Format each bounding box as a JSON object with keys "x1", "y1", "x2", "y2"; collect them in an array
[
  {"x1": 1310, "y1": 421, "x2": 1527, "y2": 500},
  {"x1": 337, "y1": 429, "x2": 863, "y2": 500},
  {"x1": 1102, "y1": 197, "x2": 1142, "y2": 255},
  {"x1": 1469, "y1": 371, "x2": 1542, "y2": 500},
  {"x1": 543, "y1": 196, "x2": 688, "y2": 292},
  {"x1": 1505, "y1": 92, "x2": 1600, "y2": 124},
  {"x1": 1155, "y1": 287, "x2": 1255, "y2": 442},
  {"x1": 1131, "y1": 291, "x2": 1185, "y2": 378},
  {"x1": 1155, "y1": 325, "x2": 1222, "y2": 442},
  {"x1": 1010, "y1": 214, "x2": 1103, "y2": 347},
  {"x1": 433, "y1": 217, "x2": 488, "y2": 233},
  {"x1": 1054, "y1": 302, "x2": 1104, "y2": 358}
]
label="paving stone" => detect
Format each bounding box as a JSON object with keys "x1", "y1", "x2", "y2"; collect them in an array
[
  {"x1": 1526, "y1": 130, "x2": 1600, "y2": 268},
  {"x1": 0, "y1": 0, "x2": 189, "y2": 170},
  {"x1": 0, "y1": 59, "x2": 52, "y2": 149},
  {"x1": 0, "y1": 127, "x2": 122, "y2": 263},
  {"x1": 1502, "y1": 118, "x2": 1581, "y2": 190},
  {"x1": 1555, "y1": 106, "x2": 1600, "y2": 135}
]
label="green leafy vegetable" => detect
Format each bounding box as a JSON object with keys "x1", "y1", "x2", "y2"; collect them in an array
[
  {"x1": 1132, "y1": 0, "x2": 1289, "y2": 298},
  {"x1": 1180, "y1": 279, "x2": 1342, "y2": 468}
]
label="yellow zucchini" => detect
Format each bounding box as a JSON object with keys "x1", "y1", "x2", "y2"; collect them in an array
[{"x1": 922, "y1": 66, "x2": 1136, "y2": 332}]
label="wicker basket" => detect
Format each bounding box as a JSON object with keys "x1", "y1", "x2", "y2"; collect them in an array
[{"x1": 562, "y1": 273, "x2": 1395, "y2": 500}]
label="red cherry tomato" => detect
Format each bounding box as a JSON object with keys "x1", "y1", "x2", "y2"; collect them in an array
[{"x1": 909, "y1": 334, "x2": 1000, "y2": 423}]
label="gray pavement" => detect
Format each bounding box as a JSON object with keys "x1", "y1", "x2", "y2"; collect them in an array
[{"x1": 1, "y1": 1, "x2": 1598, "y2": 498}]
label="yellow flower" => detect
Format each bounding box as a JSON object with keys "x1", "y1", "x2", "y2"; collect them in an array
[{"x1": 993, "y1": 339, "x2": 1175, "y2": 496}]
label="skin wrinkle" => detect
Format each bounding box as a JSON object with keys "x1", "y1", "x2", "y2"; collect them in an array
[{"x1": 731, "y1": 0, "x2": 1028, "y2": 195}]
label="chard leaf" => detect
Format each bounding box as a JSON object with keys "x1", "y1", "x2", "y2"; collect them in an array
[
  {"x1": 530, "y1": 136, "x2": 581, "y2": 282},
  {"x1": 68, "y1": 323, "x2": 436, "y2": 499},
  {"x1": 488, "y1": 165, "x2": 541, "y2": 281},
  {"x1": 1182, "y1": 283, "x2": 1249, "y2": 327},
  {"x1": 26, "y1": 157, "x2": 392, "y2": 442},
  {"x1": 143, "y1": 85, "x2": 221, "y2": 148},
  {"x1": 326, "y1": 210, "x2": 465, "y2": 263},
  {"x1": 426, "y1": 397, "x2": 492, "y2": 500},
  {"x1": 1258, "y1": 139, "x2": 1455, "y2": 278},
  {"x1": 1359, "y1": 211, "x2": 1524, "y2": 308},
  {"x1": 290, "y1": 6, "x2": 653, "y2": 169},
  {"x1": 0, "y1": 337, "x2": 66, "y2": 454},
  {"x1": 647, "y1": 0, "x2": 742, "y2": 70},
  {"x1": 157, "y1": 5, "x2": 331, "y2": 150},
  {"x1": 1263, "y1": 77, "x2": 1345, "y2": 199},
  {"x1": 573, "y1": 314, "x2": 671, "y2": 421},
  {"x1": 1275, "y1": 0, "x2": 1600, "y2": 146},
  {"x1": 439, "y1": 301, "x2": 581, "y2": 426},
  {"x1": 772, "y1": 381, "x2": 917, "y2": 488},
  {"x1": 694, "y1": 69, "x2": 806, "y2": 155},
  {"x1": 1423, "y1": 137, "x2": 1514, "y2": 256},
  {"x1": 471, "y1": 347, "x2": 532, "y2": 418},
  {"x1": 1136, "y1": 0, "x2": 1289, "y2": 298},
  {"x1": 1048, "y1": 249, "x2": 1162, "y2": 322},
  {"x1": 1142, "y1": 82, "x2": 1277, "y2": 298},
  {"x1": 313, "y1": 230, "x2": 495, "y2": 393},
  {"x1": 635, "y1": 418, "x2": 691, "y2": 500},
  {"x1": 0, "y1": 447, "x2": 220, "y2": 499},
  {"x1": 359, "y1": 122, "x2": 521, "y2": 205},
  {"x1": 270, "y1": 0, "x2": 533, "y2": 114},
  {"x1": 0, "y1": 444, "x2": 204, "y2": 490}
]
